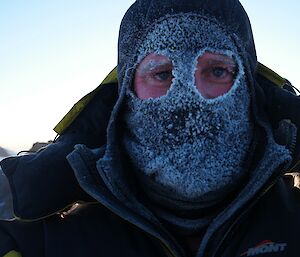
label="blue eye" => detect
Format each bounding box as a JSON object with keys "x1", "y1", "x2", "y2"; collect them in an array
[
  {"x1": 208, "y1": 65, "x2": 236, "y2": 83},
  {"x1": 212, "y1": 67, "x2": 227, "y2": 78},
  {"x1": 155, "y1": 71, "x2": 172, "y2": 81}
]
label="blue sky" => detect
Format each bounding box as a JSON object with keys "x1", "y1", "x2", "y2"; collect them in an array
[{"x1": 0, "y1": 0, "x2": 299, "y2": 152}]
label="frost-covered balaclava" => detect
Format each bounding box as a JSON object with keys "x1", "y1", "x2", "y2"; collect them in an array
[{"x1": 122, "y1": 14, "x2": 253, "y2": 202}]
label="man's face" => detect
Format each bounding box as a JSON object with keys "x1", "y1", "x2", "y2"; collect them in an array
[{"x1": 134, "y1": 52, "x2": 237, "y2": 99}]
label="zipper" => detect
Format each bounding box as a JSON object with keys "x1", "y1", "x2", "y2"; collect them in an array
[
  {"x1": 286, "y1": 120, "x2": 297, "y2": 157},
  {"x1": 122, "y1": 213, "x2": 181, "y2": 257},
  {"x1": 288, "y1": 126, "x2": 299, "y2": 172},
  {"x1": 160, "y1": 241, "x2": 179, "y2": 257},
  {"x1": 103, "y1": 206, "x2": 180, "y2": 257},
  {"x1": 121, "y1": 218, "x2": 179, "y2": 257},
  {"x1": 14, "y1": 201, "x2": 99, "y2": 222}
]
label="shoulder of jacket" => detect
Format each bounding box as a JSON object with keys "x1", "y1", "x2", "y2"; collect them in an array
[{"x1": 54, "y1": 68, "x2": 118, "y2": 135}]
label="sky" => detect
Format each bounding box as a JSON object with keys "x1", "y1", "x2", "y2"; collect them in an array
[{"x1": 0, "y1": 0, "x2": 299, "y2": 152}]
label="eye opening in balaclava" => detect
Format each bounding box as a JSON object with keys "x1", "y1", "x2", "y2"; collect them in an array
[
  {"x1": 131, "y1": 48, "x2": 242, "y2": 101},
  {"x1": 193, "y1": 49, "x2": 240, "y2": 100},
  {"x1": 132, "y1": 53, "x2": 175, "y2": 100}
]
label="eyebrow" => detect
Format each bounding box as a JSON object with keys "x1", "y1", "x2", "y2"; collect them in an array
[
  {"x1": 137, "y1": 59, "x2": 172, "y2": 74},
  {"x1": 206, "y1": 57, "x2": 236, "y2": 66}
]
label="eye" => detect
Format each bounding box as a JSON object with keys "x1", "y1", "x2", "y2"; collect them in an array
[
  {"x1": 204, "y1": 65, "x2": 236, "y2": 83},
  {"x1": 212, "y1": 67, "x2": 228, "y2": 78},
  {"x1": 154, "y1": 70, "x2": 173, "y2": 82}
]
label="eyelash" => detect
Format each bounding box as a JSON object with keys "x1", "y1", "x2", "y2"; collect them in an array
[
  {"x1": 203, "y1": 65, "x2": 236, "y2": 80},
  {"x1": 213, "y1": 67, "x2": 233, "y2": 75}
]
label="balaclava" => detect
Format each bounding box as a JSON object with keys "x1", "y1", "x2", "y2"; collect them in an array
[
  {"x1": 105, "y1": 0, "x2": 260, "y2": 236},
  {"x1": 123, "y1": 14, "x2": 253, "y2": 204}
]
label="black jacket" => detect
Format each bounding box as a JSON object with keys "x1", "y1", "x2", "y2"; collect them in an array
[
  {"x1": 0, "y1": 174, "x2": 300, "y2": 257},
  {"x1": 0, "y1": 80, "x2": 299, "y2": 257}
]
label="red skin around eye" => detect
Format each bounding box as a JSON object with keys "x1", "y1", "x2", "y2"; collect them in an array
[
  {"x1": 195, "y1": 52, "x2": 235, "y2": 99},
  {"x1": 134, "y1": 52, "x2": 236, "y2": 100},
  {"x1": 134, "y1": 54, "x2": 173, "y2": 99}
]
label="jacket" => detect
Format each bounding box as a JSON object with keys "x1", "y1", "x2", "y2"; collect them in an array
[
  {"x1": 0, "y1": 173, "x2": 300, "y2": 257},
  {"x1": 0, "y1": 79, "x2": 299, "y2": 257}
]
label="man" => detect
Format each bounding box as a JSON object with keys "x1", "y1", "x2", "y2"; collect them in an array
[{"x1": 0, "y1": 0, "x2": 300, "y2": 256}]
